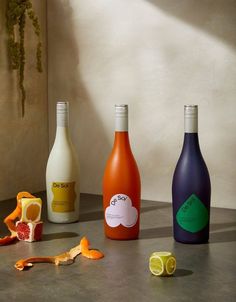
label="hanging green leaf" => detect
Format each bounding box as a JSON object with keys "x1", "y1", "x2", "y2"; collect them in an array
[{"x1": 6, "y1": 0, "x2": 43, "y2": 117}]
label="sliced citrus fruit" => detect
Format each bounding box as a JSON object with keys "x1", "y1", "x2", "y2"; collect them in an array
[
  {"x1": 21, "y1": 198, "x2": 42, "y2": 222},
  {"x1": 166, "y1": 256, "x2": 177, "y2": 275},
  {"x1": 149, "y1": 252, "x2": 176, "y2": 276}
]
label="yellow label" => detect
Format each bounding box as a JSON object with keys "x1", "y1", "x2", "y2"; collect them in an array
[{"x1": 51, "y1": 182, "x2": 76, "y2": 213}]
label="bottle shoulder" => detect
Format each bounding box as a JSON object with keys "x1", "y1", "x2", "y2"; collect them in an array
[
  {"x1": 48, "y1": 139, "x2": 78, "y2": 156},
  {"x1": 176, "y1": 147, "x2": 208, "y2": 168},
  {"x1": 103, "y1": 149, "x2": 140, "y2": 188},
  {"x1": 173, "y1": 150, "x2": 210, "y2": 187},
  {"x1": 46, "y1": 143, "x2": 79, "y2": 172},
  {"x1": 105, "y1": 146, "x2": 139, "y2": 170}
]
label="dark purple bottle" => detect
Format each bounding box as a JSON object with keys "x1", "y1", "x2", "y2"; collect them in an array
[{"x1": 172, "y1": 105, "x2": 211, "y2": 244}]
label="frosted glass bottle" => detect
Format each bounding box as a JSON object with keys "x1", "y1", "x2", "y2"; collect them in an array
[
  {"x1": 172, "y1": 105, "x2": 211, "y2": 243},
  {"x1": 103, "y1": 105, "x2": 141, "y2": 240},
  {"x1": 46, "y1": 101, "x2": 80, "y2": 223}
]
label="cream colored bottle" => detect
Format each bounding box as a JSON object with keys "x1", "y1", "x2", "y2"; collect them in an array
[{"x1": 46, "y1": 101, "x2": 80, "y2": 223}]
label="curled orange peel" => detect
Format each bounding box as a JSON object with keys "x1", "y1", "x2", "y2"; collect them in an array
[
  {"x1": 15, "y1": 236, "x2": 104, "y2": 271},
  {"x1": 80, "y1": 236, "x2": 104, "y2": 259},
  {"x1": 0, "y1": 192, "x2": 35, "y2": 246}
]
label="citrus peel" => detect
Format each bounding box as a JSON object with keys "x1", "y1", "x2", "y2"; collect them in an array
[{"x1": 15, "y1": 236, "x2": 104, "y2": 271}]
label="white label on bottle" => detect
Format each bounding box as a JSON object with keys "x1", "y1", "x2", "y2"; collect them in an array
[{"x1": 105, "y1": 194, "x2": 138, "y2": 228}]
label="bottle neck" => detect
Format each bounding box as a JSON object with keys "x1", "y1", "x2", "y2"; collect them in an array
[
  {"x1": 57, "y1": 104, "x2": 69, "y2": 127},
  {"x1": 184, "y1": 105, "x2": 198, "y2": 133},
  {"x1": 113, "y1": 104, "x2": 131, "y2": 150},
  {"x1": 182, "y1": 133, "x2": 201, "y2": 153},
  {"x1": 182, "y1": 105, "x2": 201, "y2": 152},
  {"x1": 113, "y1": 132, "x2": 132, "y2": 155},
  {"x1": 115, "y1": 104, "x2": 128, "y2": 131},
  {"x1": 55, "y1": 126, "x2": 70, "y2": 138},
  {"x1": 184, "y1": 118, "x2": 198, "y2": 133},
  {"x1": 56, "y1": 111, "x2": 69, "y2": 134},
  {"x1": 54, "y1": 102, "x2": 70, "y2": 143},
  {"x1": 114, "y1": 131, "x2": 130, "y2": 144},
  {"x1": 115, "y1": 115, "x2": 128, "y2": 131}
]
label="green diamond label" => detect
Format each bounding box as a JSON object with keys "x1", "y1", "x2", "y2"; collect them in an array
[{"x1": 176, "y1": 194, "x2": 209, "y2": 233}]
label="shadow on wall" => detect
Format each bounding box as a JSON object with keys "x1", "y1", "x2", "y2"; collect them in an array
[
  {"x1": 147, "y1": 0, "x2": 236, "y2": 49},
  {"x1": 48, "y1": 0, "x2": 110, "y2": 194}
]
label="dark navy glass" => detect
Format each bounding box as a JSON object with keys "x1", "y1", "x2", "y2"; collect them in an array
[{"x1": 172, "y1": 133, "x2": 211, "y2": 244}]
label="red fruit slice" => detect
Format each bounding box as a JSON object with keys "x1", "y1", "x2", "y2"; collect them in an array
[{"x1": 16, "y1": 222, "x2": 30, "y2": 240}]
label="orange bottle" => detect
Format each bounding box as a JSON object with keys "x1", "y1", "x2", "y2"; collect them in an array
[{"x1": 103, "y1": 105, "x2": 141, "y2": 240}]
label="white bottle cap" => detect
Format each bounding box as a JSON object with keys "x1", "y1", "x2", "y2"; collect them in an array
[
  {"x1": 184, "y1": 105, "x2": 198, "y2": 133},
  {"x1": 57, "y1": 101, "x2": 69, "y2": 127},
  {"x1": 115, "y1": 104, "x2": 128, "y2": 131}
]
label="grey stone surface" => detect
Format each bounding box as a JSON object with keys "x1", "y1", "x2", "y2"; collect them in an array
[{"x1": 0, "y1": 192, "x2": 236, "y2": 302}]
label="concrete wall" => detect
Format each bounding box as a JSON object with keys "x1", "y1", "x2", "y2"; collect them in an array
[
  {"x1": 0, "y1": 0, "x2": 48, "y2": 200},
  {"x1": 52, "y1": 0, "x2": 235, "y2": 209}
]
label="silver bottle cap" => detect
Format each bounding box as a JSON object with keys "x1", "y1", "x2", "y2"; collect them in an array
[
  {"x1": 115, "y1": 104, "x2": 128, "y2": 131},
  {"x1": 57, "y1": 101, "x2": 69, "y2": 127},
  {"x1": 184, "y1": 105, "x2": 198, "y2": 133}
]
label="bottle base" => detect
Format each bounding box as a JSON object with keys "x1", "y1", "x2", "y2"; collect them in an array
[
  {"x1": 47, "y1": 217, "x2": 79, "y2": 224},
  {"x1": 105, "y1": 234, "x2": 139, "y2": 240},
  {"x1": 174, "y1": 237, "x2": 209, "y2": 244}
]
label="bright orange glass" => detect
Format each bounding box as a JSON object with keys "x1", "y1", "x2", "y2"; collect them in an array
[{"x1": 103, "y1": 132, "x2": 141, "y2": 240}]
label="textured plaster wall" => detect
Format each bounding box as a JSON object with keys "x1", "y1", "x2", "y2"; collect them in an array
[
  {"x1": 47, "y1": 0, "x2": 236, "y2": 209},
  {"x1": 0, "y1": 0, "x2": 48, "y2": 201}
]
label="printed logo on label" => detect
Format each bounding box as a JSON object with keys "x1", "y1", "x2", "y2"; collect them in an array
[
  {"x1": 51, "y1": 182, "x2": 76, "y2": 213},
  {"x1": 105, "y1": 194, "x2": 138, "y2": 228},
  {"x1": 176, "y1": 194, "x2": 209, "y2": 233}
]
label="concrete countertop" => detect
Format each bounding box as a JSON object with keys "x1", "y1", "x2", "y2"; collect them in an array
[{"x1": 0, "y1": 192, "x2": 236, "y2": 302}]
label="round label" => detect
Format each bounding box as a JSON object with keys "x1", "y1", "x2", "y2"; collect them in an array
[{"x1": 105, "y1": 194, "x2": 138, "y2": 228}]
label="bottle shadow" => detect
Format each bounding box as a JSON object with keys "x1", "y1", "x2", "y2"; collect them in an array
[
  {"x1": 47, "y1": 1, "x2": 111, "y2": 197},
  {"x1": 42, "y1": 232, "x2": 79, "y2": 241},
  {"x1": 140, "y1": 221, "x2": 236, "y2": 242},
  {"x1": 210, "y1": 222, "x2": 236, "y2": 232},
  {"x1": 210, "y1": 230, "x2": 236, "y2": 243},
  {"x1": 140, "y1": 226, "x2": 172, "y2": 239},
  {"x1": 209, "y1": 222, "x2": 236, "y2": 243}
]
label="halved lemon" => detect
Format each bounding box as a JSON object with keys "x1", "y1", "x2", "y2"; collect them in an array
[{"x1": 149, "y1": 251, "x2": 176, "y2": 276}]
